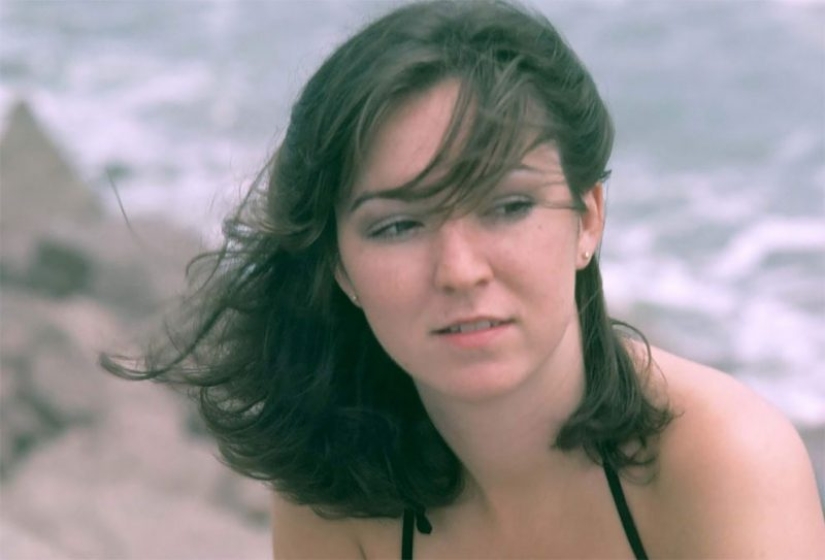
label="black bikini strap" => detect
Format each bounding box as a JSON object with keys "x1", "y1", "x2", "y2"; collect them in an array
[
  {"x1": 401, "y1": 507, "x2": 432, "y2": 560},
  {"x1": 401, "y1": 509, "x2": 414, "y2": 560},
  {"x1": 603, "y1": 462, "x2": 649, "y2": 560}
]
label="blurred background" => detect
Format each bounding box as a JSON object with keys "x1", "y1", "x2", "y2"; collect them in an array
[{"x1": 1, "y1": 0, "x2": 822, "y2": 557}]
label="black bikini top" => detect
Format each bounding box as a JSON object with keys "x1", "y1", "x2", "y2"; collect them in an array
[{"x1": 401, "y1": 461, "x2": 649, "y2": 559}]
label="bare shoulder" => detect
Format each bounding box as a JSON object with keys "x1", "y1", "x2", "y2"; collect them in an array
[
  {"x1": 271, "y1": 491, "x2": 364, "y2": 559},
  {"x1": 646, "y1": 346, "x2": 825, "y2": 557}
]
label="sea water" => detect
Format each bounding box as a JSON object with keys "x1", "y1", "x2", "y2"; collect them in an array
[{"x1": 1, "y1": 0, "x2": 823, "y2": 470}]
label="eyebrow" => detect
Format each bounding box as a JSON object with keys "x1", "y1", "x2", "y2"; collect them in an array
[
  {"x1": 347, "y1": 189, "x2": 399, "y2": 215},
  {"x1": 346, "y1": 164, "x2": 556, "y2": 215}
]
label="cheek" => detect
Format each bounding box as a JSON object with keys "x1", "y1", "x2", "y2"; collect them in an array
[
  {"x1": 349, "y1": 258, "x2": 429, "y2": 371},
  {"x1": 498, "y1": 221, "x2": 579, "y2": 274},
  {"x1": 345, "y1": 247, "x2": 428, "y2": 320}
]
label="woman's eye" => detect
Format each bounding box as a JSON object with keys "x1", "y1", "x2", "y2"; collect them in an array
[
  {"x1": 485, "y1": 198, "x2": 535, "y2": 221},
  {"x1": 367, "y1": 219, "x2": 422, "y2": 240}
]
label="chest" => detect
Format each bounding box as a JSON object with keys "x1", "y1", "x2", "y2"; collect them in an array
[
  {"x1": 408, "y1": 512, "x2": 638, "y2": 559},
  {"x1": 357, "y1": 482, "x2": 648, "y2": 559}
]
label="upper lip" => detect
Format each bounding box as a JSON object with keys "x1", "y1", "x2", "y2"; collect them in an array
[{"x1": 433, "y1": 315, "x2": 513, "y2": 334}]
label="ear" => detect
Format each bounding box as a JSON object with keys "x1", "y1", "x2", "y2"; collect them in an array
[
  {"x1": 576, "y1": 183, "x2": 605, "y2": 269},
  {"x1": 334, "y1": 259, "x2": 360, "y2": 307}
]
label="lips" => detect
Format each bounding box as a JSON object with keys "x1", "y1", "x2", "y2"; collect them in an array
[{"x1": 434, "y1": 317, "x2": 513, "y2": 335}]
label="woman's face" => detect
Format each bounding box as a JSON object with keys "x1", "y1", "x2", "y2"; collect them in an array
[{"x1": 335, "y1": 80, "x2": 604, "y2": 404}]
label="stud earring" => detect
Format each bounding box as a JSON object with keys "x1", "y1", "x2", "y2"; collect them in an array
[
  {"x1": 583, "y1": 251, "x2": 591, "y2": 260},
  {"x1": 351, "y1": 294, "x2": 359, "y2": 304}
]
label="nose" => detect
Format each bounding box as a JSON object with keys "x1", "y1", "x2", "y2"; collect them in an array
[{"x1": 432, "y1": 218, "x2": 493, "y2": 293}]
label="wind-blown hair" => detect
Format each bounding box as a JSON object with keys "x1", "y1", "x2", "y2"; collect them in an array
[{"x1": 103, "y1": 0, "x2": 671, "y2": 519}]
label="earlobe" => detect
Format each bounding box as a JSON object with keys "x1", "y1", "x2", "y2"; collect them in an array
[
  {"x1": 334, "y1": 262, "x2": 360, "y2": 306},
  {"x1": 577, "y1": 183, "x2": 606, "y2": 268}
]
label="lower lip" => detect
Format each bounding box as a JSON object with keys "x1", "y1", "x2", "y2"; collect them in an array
[{"x1": 436, "y1": 322, "x2": 513, "y2": 349}]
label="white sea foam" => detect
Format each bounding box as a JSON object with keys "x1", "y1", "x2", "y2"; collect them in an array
[
  {"x1": 710, "y1": 218, "x2": 825, "y2": 280},
  {"x1": 602, "y1": 144, "x2": 824, "y2": 425}
]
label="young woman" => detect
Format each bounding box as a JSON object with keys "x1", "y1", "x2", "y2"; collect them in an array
[{"x1": 106, "y1": 1, "x2": 825, "y2": 557}]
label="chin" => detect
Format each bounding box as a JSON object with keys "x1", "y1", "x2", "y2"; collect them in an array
[{"x1": 414, "y1": 364, "x2": 534, "y2": 404}]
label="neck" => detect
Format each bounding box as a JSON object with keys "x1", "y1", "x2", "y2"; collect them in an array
[{"x1": 416, "y1": 322, "x2": 588, "y2": 511}]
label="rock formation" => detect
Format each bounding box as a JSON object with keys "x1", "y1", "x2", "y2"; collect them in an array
[{"x1": 0, "y1": 100, "x2": 270, "y2": 558}]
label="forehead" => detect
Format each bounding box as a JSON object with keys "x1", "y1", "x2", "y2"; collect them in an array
[
  {"x1": 344, "y1": 79, "x2": 564, "y2": 213},
  {"x1": 353, "y1": 80, "x2": 462, "y2": 198}
]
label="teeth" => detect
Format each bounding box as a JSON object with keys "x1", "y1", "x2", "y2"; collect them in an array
[{"x1": 447, "y1": 320, "x2": 502, "y2": 334}]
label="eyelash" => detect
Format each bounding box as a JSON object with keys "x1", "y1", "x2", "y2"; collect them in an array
[
  {"x1": 367, "y1": 218, "x2": 422, "y2": 240},
  {"x1": 365, "y1": 197, "x2": 536, "y2": 240},
  {"x1": 484, "y1": 197, "x2": 535, "y2": 221}
]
